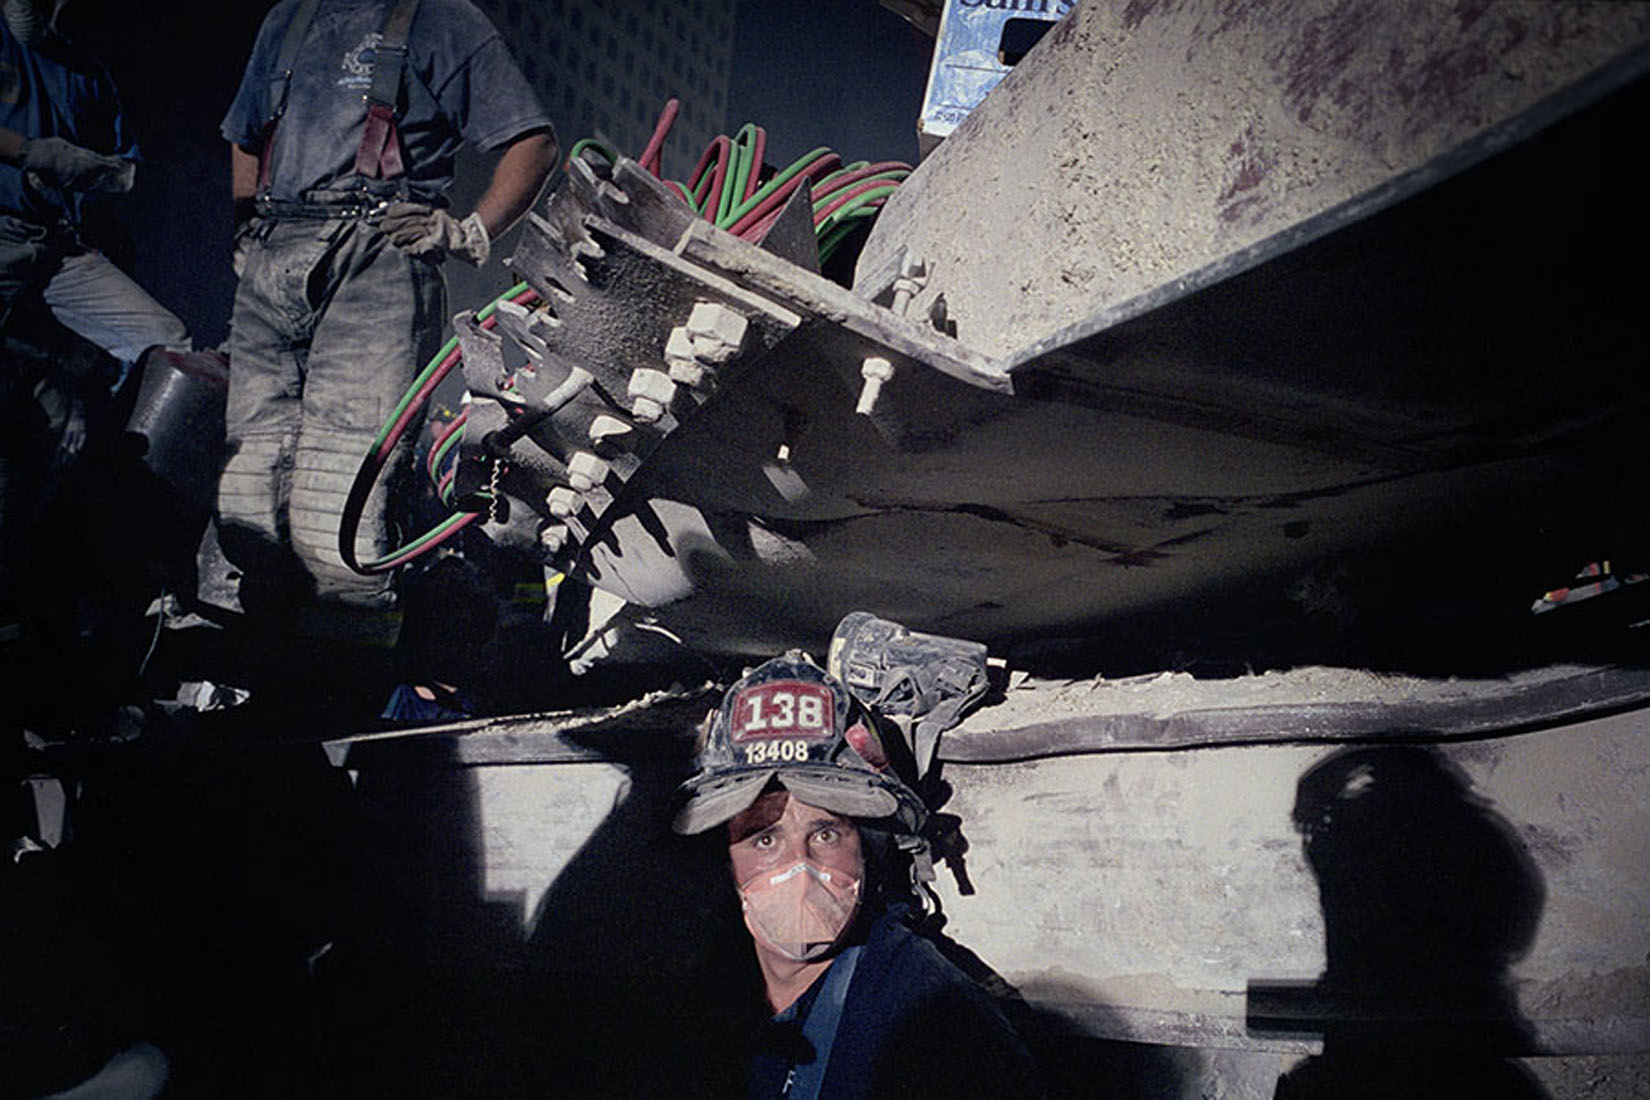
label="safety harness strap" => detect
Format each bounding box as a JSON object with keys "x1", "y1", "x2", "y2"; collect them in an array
[
  {"x1": 258, "y1": 0, "x2": 423, "y2": 197},
  {"x1": 784, "y1": 945, "x2": 860, "y2": 1100},
  {"x1": 353, "y1": 0, "x2": 422, "y2": 180},
  {"x1": 257, "y1": 0, "x2": 325, "y2": 195}
]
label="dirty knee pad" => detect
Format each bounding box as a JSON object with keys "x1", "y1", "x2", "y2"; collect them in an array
[{"x1": 289, "y1": 428, "x2": 399, "y2": 605}]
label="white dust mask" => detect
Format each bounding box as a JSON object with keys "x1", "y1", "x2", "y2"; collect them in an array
[{"x1": 739, "y1": 859, "x2": 860, "y2": 962}]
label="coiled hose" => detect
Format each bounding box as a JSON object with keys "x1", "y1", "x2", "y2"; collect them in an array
[{"x1": 343, "y1": 99, "x2": 910, "y2": 575}]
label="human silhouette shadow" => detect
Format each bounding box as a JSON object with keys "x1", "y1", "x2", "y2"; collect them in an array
[
  {"x1": 512, "y1": 707, "x2": 762, "y2": 1098},
  {"x1": 1249, "y1": 745, "x2": 1550, "y2": 1099}
]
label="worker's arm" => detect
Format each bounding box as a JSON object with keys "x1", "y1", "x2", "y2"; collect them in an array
[
  {"x1": 230, "y1": 142, "x2": 260, "y2": 205},
  {"x1": 472, "y1": 126, "x2": 557, "y2": 240},
  {"x1": 229, "y1": 143, "x2": 262, "y2": 275},
  {"x1": 0, "y1": 125, "x2": 133, "y2": 192},
  {"x1": 381, "y1": 126, "x2": 557, "y2": 266}
]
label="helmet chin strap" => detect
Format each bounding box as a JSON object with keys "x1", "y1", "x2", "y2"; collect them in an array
[{"x1": 3, "y1": 0, "x2": 54, "y2": 46}]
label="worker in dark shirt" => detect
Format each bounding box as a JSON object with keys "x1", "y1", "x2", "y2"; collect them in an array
[
  {"x1": 1, "y1": 0, "x2": 199, "y2": 727},
  {"x1": 1, "y1": 0, "x2": 187, "y2": 487},
  {"x1": 218, "y1": 0, "x2": 555, "y2": 610}
]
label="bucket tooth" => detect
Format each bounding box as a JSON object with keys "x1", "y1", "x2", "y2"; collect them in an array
[
  {"x1": 589, "y1": 415, "x2": 634, "y2": 445},
  {"x1": 664, "y1": 326, "x2": 710, "y2": 388}
]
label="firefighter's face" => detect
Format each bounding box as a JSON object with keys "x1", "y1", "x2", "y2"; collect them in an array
[
  {"x1": 728, "y1": 791, "x2": 864, "y2": 962},
  {"x1": 727, "y1": 791, "x2": 863, "y2": 891}
]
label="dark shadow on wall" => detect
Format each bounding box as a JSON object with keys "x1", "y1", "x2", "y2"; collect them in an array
[
  {"x1": 515, "y1": 727, "x2": 765, "y2": 1098},
  {"x1": 928, "y1": 970, "x2": 1199, "y2": 1100},
  {"x1": 264, "y1": 702, "x2": 749, "y2": 1098},
  {"x1": 315, "y1": 734, "x2": 526, "y2": 1100},
  {"x1": 130, "y1": 705, "x2": 751, "y2": 1099},
  {"x1": 1248, "y1": 744, "x2": 1550, "y2": 1100}
]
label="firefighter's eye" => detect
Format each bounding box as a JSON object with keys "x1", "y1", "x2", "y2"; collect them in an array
[{"x1": 814, "y1": 826, "x2": 839, "y2": 844}]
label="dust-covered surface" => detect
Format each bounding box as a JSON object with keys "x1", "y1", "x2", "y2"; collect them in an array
[
  {"x1": 855, "y1": 0, "x2": 1650, "y2": 360},
  {"x1": 1525, "y1": 1054, "x2": 1650, "y2": 1099},
  {"x1": 944, "y1": 662, "x2": 1650, "y2": 757},
  {"x1": 970, "y1": 664, "x2": 1473, "y2": 725},
  {"x1": 925, "y1": 706, "x2": 1650, "y2": 1054}
]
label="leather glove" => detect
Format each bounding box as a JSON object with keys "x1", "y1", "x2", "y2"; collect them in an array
[
  {"x1": 21, "y1": 136, "x2": 136, "y2": 194},
  {"x1": 380, "y1": 202, "x2": 490, "y2": 265}
]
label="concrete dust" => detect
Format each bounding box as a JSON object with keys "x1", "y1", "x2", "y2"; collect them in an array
[
  {"x1": 957, "y1": 662, "x2": 1576, "y2": 733},
  {"x1": 855, "y1": 0, "x2": 1650, "y2": 362}
]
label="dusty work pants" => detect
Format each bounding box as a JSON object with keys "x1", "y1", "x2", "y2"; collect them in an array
[
  {"x1": 1, "y1": 215, "x2": 191, "y2": 629},
  {"x1": 219, "y1": 213, "x2": 445, "y2": 607},
  {"x1": 0, "y1": 214, "x2": 191, "y2": 372}
]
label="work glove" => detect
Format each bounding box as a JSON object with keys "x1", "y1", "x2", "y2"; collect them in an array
[
  {"x1": 380, "y1": 202, "x2": 490, "y2": 265},
  {"x1": 231, "y1": 217, "x2": 261, "y2": 278},
  {"x1": 21, "y1": 136, "x2": 136, "y2": 194}
]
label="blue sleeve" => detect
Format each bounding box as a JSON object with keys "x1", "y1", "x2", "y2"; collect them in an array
[
  {"x1": 82, "y1": 57, "x2": 138, "y2": 162},
  {"x1": 111, "y1": 102, "x2": 138, "y2": 162},
  {"x1": 220, "y1": 2, "x2": 293, "y2": 150},
  {"x1": 426, "y1": 7, "x2": 554, "y2": 152}
]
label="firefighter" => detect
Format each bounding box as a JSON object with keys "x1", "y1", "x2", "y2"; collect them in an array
[
  {"x1": 216, "y1": 0, "x2": 555, "y2": 612},
  {"x1": 672, "y1": 653, "x2": 1042, "y2": 1099}
]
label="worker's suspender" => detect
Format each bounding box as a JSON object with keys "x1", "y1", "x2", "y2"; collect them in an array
[
  {"x1": 354, "y1": 0, "x2": 422, "y2": 179},
  {"x1": 256, "y1": 0, "x2": 323, "y2": 196},
  {"x1": 256, "y1": 0, "x2": 423, "y2": 197}
]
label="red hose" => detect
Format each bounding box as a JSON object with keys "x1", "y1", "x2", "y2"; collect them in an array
[
  {"x1": 686, "y1": 138, "x2": 722, "y2": 207},
  {"x1": 426, "y1": 407, "x2": 469, "y2": 481},
  {"x1": 745, "y1": 207, "x2": 785, "y2": 241},
  {"x1": 812, "y1": 162, "x2": 908, "y2": 200},
  {"x1": 725, "y1": 151, "x2": 842, "y2": 238},
  {"x1": 639, "y1": 98, "x2": 679, "y2": 176},
  {"x1": 704, "y1": 135, "x2": 732, "y2": 223},
  {"x1": 813, "y1": 178, "x2": 903, "y2": 225}
]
